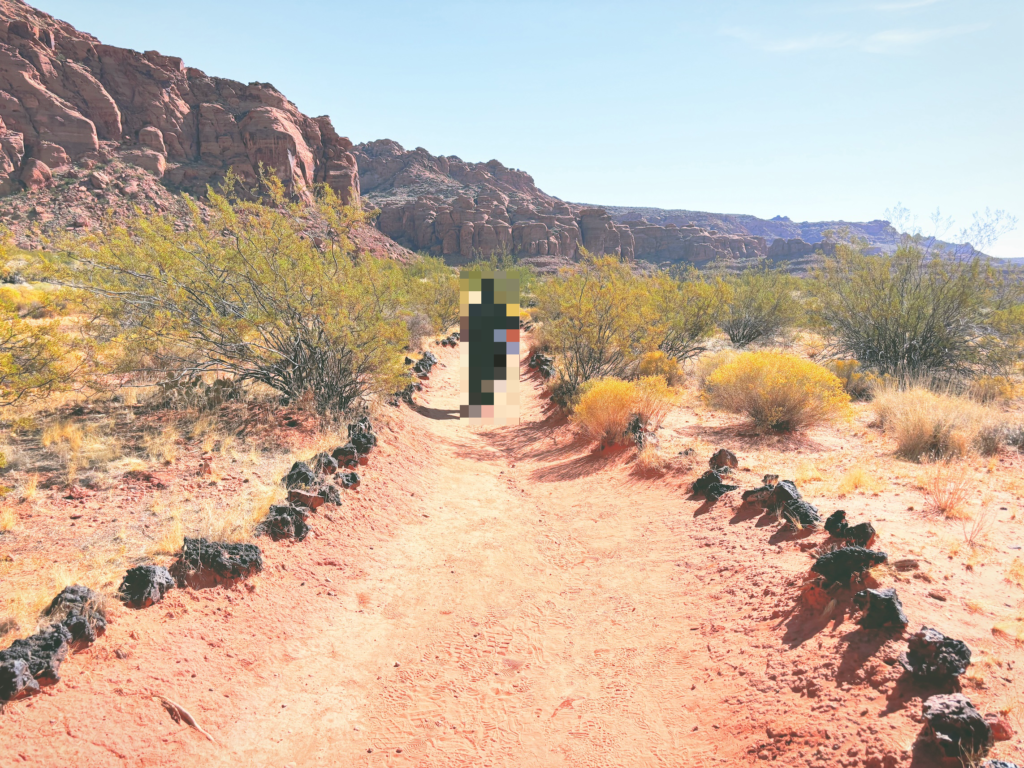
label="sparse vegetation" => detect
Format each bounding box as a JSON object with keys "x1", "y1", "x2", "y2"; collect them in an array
[
  {"x1": 702, "y1": 350, "x2": 849, "y2": 432},
  {"x1": 920, "y1": 462, "x2": 974, "y2": 519},
  {"x1": 873, "y1": 385, "x2": 1006, "y2": 460},
  {"x1": 50, "y1": 173, "x2": 410, "y2": 415},
  {"x1": 814, "y1": 235, "x2": 1024, "y2": 378},
  {"x1": 718, "y1": 263, "x2": 801, "y2": 347}
]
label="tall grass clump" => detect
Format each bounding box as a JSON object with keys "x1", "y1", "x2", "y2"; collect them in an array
[
  {"x1": 920, "y1": 462, "x2": 974, "y2": 519},
  {"x1": 703, "y1": 351, "x2": 849, "y2": 432},
  {"x1": 572, "y1": 376, "x2": 679, "y2": 445},
  {"x1": 572, "y1": 378, "x2": 636, "y2": 444},
  {"x1": 873, "y1": 384, "x2": 1006, "y2": 460}
]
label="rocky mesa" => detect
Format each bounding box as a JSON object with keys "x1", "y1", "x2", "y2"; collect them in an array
[{"x1": 354, "y1": 139, "x2": 771, "y2": 271}]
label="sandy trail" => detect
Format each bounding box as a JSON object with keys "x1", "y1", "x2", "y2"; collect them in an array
[
  {"x1": 207, "y1": 352, "x2": 810, "y2": 767},
  {"x1": 4, "y1": 344, "x2": 1022, "y2": 768}
]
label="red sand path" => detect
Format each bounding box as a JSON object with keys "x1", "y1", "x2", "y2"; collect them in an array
[{"x1": 1, "y1": 345, "x2": 1021, "y2": 767}]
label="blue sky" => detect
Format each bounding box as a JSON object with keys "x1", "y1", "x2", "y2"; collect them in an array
[{"x1": 34, "y1": 0, "x2": 1024, "y2": 256}]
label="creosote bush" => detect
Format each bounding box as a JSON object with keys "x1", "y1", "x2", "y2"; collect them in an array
[
  {"x1": 703, "y1": 351, "x2": 850, "y2": 432},
  {"x1": 638, "y1": 351, "x2": 682, "y2": 386},
  {"x1": 872, "y1": 384, "x2": 1006, "y2": 460},
  {"x1": 718, "y1": 263, "x2": 801, "y2": 347},
  {"x1": 814, "y1": 238, "x2": 1024, "y2": 378},
  {"x1": 51, "y1": 173, "x2": 409, "y2": 415},
  {"x1": 535, "y1": 252, "x2": 727, "y2": 402}
]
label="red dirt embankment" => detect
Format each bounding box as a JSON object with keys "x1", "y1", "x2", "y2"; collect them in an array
[{"x1": 1, "y1": 343, "x2": 1022, "y2": 767}]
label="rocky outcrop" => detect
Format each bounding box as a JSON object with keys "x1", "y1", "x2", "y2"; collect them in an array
[
  {"x1": 354, "y1": 140, "x2": 767, "y2": 269},
  {"x1": 0, "y1": 0, "x2": 359, "y2": 205}
]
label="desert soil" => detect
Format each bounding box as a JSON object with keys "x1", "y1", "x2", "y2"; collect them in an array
[{"x1": 1, "y1": 343, "x2": 1023, "y2": 768}]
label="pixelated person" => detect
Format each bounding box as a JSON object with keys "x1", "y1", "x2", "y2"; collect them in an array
[{"x1": 459, "y1": 270, "x2": 520, "y2": 423}]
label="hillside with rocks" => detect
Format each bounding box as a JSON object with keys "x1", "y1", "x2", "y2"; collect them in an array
[
  {"x1": 354, "y1": 139, "x2": 775, "y2": 273},
  {"x1": 0, "y1": 0, "x2": 412, "y2": 255}
]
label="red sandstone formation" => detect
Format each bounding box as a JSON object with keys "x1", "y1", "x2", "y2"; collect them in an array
[
  {"x1": 354, "y1": 139, "x2": 768, "y2": 270},
  {"x1": 0, "y1": 0, "x2": 358, "y2": 213}
]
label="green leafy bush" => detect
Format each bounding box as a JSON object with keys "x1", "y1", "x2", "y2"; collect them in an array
[
  {"x1": 719, "y1": 263, "x2": 801, "y2": 347},
  {"x1": 52, "y1": 174, "x2": 409, "y2": 414}
]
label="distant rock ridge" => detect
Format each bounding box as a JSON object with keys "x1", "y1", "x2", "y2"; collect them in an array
[{"x1": 354, "y1": 140, "x2": 771, "y2": 270}]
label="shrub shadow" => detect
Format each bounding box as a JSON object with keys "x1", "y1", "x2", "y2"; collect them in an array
[
  {"x1": 415, "y1": 406, "x2": 460, "y2": 421},
  {"x1": 729, "y1": 502, "x2": 764, "y2": 524},
  {"x1": 528, "y1": 446, "x2": 627, "y2": 483},
  {"x1": 676, "y1": 423, "x2": 829, "y2": 453}
]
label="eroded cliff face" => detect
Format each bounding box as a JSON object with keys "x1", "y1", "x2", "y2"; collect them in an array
[
  {"x1": 354, "y1": 139, "x2": 768, "y2": 270},
  {"x1": 0, "y1": 0, "x2": 358, "y2": 204}
]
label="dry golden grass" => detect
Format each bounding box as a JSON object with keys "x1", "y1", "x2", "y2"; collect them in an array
[
  {"x1": 635, "y1": 444, "x2": 665, "y2": 472},
  {"x1": 795, "y1": 461, "x2": 824, "y2": 485},
  {"x1": 693, "y1": 349, "x2": 739, "y2": 391},
  {"x1": 20, "y1": 473, "x2": 38, "y2": 502},
  {"x1": 40, "y1": 419, "x2": 122, "y2": 484},
  {"x1": 962, "y1": 507, "x2": 995, "y2": 547},
  {"x1": 993, "y1": 609, "x2": 1024, "y2": 645},
  {"x1": 836, "y1": 465, "x2": 884, "y2": 495},
  {"x1": 964, "y1": 599, "x2": 990, "y2": 615},
  {"x1": 921, "y1": 463, "x2": 974, "y2": 519},
  {"x1": 0, "y1": 550, "x2": 126, "y2": 640},
  {"x1": 1008, "y1": 557, "x2": 1024, "y2": 589},
  {"x1": 0, "y1": 506, "x2": 16, "y2": 533},
  {"x1": 143, "y1": 425, "x2": 180, "y2": 464},
  {"x1": 873, "y1": 384, "x2": 1006, "y2": 460}
]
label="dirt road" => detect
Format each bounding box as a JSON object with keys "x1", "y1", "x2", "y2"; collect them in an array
[{"x1": 3, "y1": 345, "x2": 1019, "y2": 767}]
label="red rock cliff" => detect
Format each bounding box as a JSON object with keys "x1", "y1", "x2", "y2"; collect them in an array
[{"x1": 0, "y1": 0, "x2": 358, "y2": 204}]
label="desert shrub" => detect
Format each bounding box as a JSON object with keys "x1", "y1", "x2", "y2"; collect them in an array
[
  {"x1": 405, "y1": 255, "x2": 459, "y2": 334},
  {"x1": 0, "y1": 274, "x2": 78, "y2": 407},
  {"x1": 637, "y1": 351, "x2": 682, "y2": 386},
  {"x1": 828, "y1": 360, "x2": 883, "y2": 400},
  {"x1": 572, "y1": 378, "x2": 637, "y2": 444},
  {"x1": 694, "y1": 349, "x2": 738, "y2": 390},
  {"x1": 635, "y1": 443, "x2": 664, "y2": 472},
  {"x1": 535, "y1": 253, "x2": 648, "y2": 401},
  {"x1": 718, "y1": 263, "x2": 802, "y2": 347},
  {"x1": 813, "y1": 239, "x2": 1024, "y2": 377},
  {"x1": 404, "y1": 312, "x2": 433, "y2": 351},
  {"x1": 703, "y1": 351, "x2": 849, "y2": 432},
  {"x1": 633, "y1": 375, "x2": 679, "y2": 429},
  {"x1": 572, "y1": 375, "x2": 679, "y2": 444},
  {"x1": 648, "y1": 270, "x2": 730, "y2": 362},
  {"x1": 51, "y1": 174, "x2": 409, "y2": 415},
  {"x1": 971, "y1": 375, "x2": 1018, "y2": 403},
  {"x1": 872, "y1": 385, "x2": 1005, "y2": 460},
  {"x1": 920, "y1": 462, "x2": 973, "y2": 519}
]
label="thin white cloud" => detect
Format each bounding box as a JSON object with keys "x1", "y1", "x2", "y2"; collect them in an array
[
  {"x1": 721, "y1": 20, "x2": 987, "y2": 55},
  {"x1": 871, "y1": 0, "x2": 943, "y2": 11},
  {"x1": 721, "y1": 26, "x2": 851, "y2": 52},
  {"x1": 862, "y1": 23, "x2": 989, "y2": 51}
]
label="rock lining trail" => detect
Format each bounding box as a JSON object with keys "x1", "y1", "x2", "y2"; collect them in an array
[{"x1": 1, "y1": 343, "x2": 1017, "y2": 767}]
